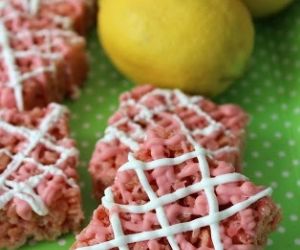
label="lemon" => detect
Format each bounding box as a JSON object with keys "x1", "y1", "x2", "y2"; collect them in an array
[
  {"x1": 243, "y1": 0, "x2": 294, "y2": 18},
  {"x1": 98, "y1": 0, "x2": 254, "y2": 96}
]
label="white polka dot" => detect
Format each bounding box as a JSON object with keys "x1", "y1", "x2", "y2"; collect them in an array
[
  {"x1": 277, "y1": 226, "x2": 286, "y2": 233},
  {"x1": 297, "y1": 180, "x2": 300, "y2": 186},
  {"x1": 288, "y1": 140, "x2": 296, "y2": 146},
  {"x1": 109, "y1": 105, "x2": 116, "y2": 111},
  {"x1": 275, "y1": 132, "x2": 282, "y2": 138},
  {"x1": 266, "y1": 160, "x2": 274, "y2": 168},
  {"x1": 256, "y1": 105, "x2": 265, "y2": 112},
  {"x1": 241, "y1": 80, "x2": 249, "y2": 87},
  {"x1": 292, "y1": 159, "x2": 299, "y2": 166},
  {"x1": 84, "y1": 105, "x2": 92, "y2": 111},
  {"x1": 95, "y1": 131, "x2": 102, "y2": 138},
  {"x1": 70, "y1": 132, "x2": 77, "y2": 138},
  {"x1": 79, "y1": 161, "x2": 87, "y2": 168},
  {"x1": 267, "y1": 238, "x2": 273, "y2": 246},
  {"x1": 282, "y1": 171, "x2": 290, "y2": 178},
  {"x1": 284, "y1": 121, "x2": 292, "y2": 128},
  {"x1": 249, "y1": 132, "x2": 257, "y2": 139},
  {"x1": 109, "y1": 88, "x2": 118, "y2": 94},
  {"x1": 85, "y1": 87, "x2": 93, "y2": 94},
  {"x1": 99, "y1": 64, "x2": 107, "y2": 71},
  {"x1": 290, "y1": 214, "x2": 299, "y2": 221},
  {"x1": 290, "y1": 90, "x2": 297, "y2": 97},
  {"x1": 96, "y1": 114, "x2": 103, "y2": 120},
  {"x1": 263, "y1": 141, "x2": 271, "y2": 148},
  {"x1": 251, "y1": 151, "x2": 259, "y2": 159},
  {"x1": 71, "y1": 113, "x2": 79, "y2": 120},
  {"x1": 280, "y1": 103, "x2": 289, "y2": 110},
  {"x1": 260, "y1": 123, "x2": 268, "y2": 130},
  {"x1": 277, "y1": 87, "x2": 285, "y2": 94},
  {"x1": 271, "y1": 114, "x2": 279, "y2": 120},
  {"x1": 81, "y1": 141, "x2": 90, "y2": 148},
  {"x1": 111, "y1": 72, "x2": 119, "y2": 79},
  {"x1": 267, "y1": 96, "x2": 276, "y2": 103},
  {"x1": 255, "y1": 171, "x2": 263, "y2": 178},
  {"x1": 242, "y1": 97, "x2": 251, "y2": 104},
  {"x1": 295, "y1": 238, "x2": 300, "y2": 245},
  {"x1": 263, "y1": 79, "x2": 272, "y2": 87},
  {"x1": 97, "y1": 96, "x2": 104, "y2": 103},
  {"x1": 58, "y1": 239, "x2": 66, "y2": 246},
  {"x1": 253, "y1": 88, "x2": 262, "y2": 96},
  {"x1": 271, "y1": 182, "x2": 278, "y2": 188},
  {"x1": 293, "y1": 107, "x2": 300, "y2": 114},
  {"x1": 278, "y1": 151, "x2": 286, "y2": 158},
  {"x1": 82, "y1": 123, "x2": 91, "y2": 129},
  {"x1": 285, "y1": 192, "x2": 294, "y2": 199}
]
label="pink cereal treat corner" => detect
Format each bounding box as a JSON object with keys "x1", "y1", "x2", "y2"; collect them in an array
[
  {"x1": 79, "y1": 86, "x2": 280, "y2": 250},
  {"x1": 0, "y1": 103, "x2": 83, "y2": 249}
]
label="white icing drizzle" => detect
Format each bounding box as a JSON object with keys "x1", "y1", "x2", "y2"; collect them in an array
[
  {"x1": 28, "y1": 0, "x2": 41, "y2": 15},
  {"x1": 100, "y1": 88, "x2": 236, "y2": 154},
  {"x1": 0, "y1": 20, "x2": 24, "y2": 111},
  {"x1": 0, "y1": 0, "x2": 79, "y2": 110},
  {"x1": 77, "y1": 89, "x2": 271, "y2": 249},
  {"x1": 78, "y1": 188, "x2": 272, "y2": 250},
  {"x1": 0, "y1": 103, "x2": 78, "y2": 216}
]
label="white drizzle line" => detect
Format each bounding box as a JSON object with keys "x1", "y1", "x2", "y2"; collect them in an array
[
  {"x1": 77, "y1": 151, "x2": 272, "y2": 250},
  {"x1": 0, "y1": 25, "x2": 78, "y2": 111},
  {"x1": 0, "y1": 20, "x2": 24, "y2": 111},
  {"x1": 27, "y1": 0, "x2": 41, "y2": 15},
  {"x1": 100, "y1": 88, "x2": 235, "y2": 154},
  {"x1": 79, "y1": 89, "x2": 270, "y2": 250},
  {"x1": 0, "y1": 0, "x2": 80, "y2": 110},
  {"x1": 0, "y1": 103, "x2": 78, "y2": 216}
]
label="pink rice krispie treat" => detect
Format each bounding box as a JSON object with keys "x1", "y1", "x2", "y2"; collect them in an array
[
  {"x1": 0, "y1": 103, "x2": 83, "y2": 249},
  {"x1": 90, "y1": 85, "x2": 248, "y2": 198},
  {"x1": 72, "y1": 112, "x2": 280, "y2": 250},
  {"x1": 0, "y1": 0, "x2": 95, "y2": 35},
  {"x1": 0, "y1": 0, "x2": 92, "y2": 110}
]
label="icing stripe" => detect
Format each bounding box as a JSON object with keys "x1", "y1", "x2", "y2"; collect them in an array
[
  {"x1": 83, "y1": 88, "x2": 255, "y2": 249},
  {"x1": 0, "y1": 20, "x2": 24, "y2": 110},
  {"x1": 102, "y1": 172, "x2": 248, "y2": 214},
  {"x1": 0, "y1": 104, "x2": 78, "y2": 216},
  {"x1": 78, "y1": 188, "x2": 272, "y2": 250}
]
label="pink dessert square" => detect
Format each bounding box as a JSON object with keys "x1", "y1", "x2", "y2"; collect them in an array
[
  {"x1": 73, "y1": 96, "x2": 280, "y2": 249},
  {"x1": 89, "y1": 85, "x2": 249, "y2": 198},
  {"x1": 0, "y1": 0, "x2": 95, "y2": 35},
  {"x1": 0, "y1": 0, "x2": 92, "y2": 110},
  {"x1": 0, "y1": 103, "x2": 83, "y2": 249}
]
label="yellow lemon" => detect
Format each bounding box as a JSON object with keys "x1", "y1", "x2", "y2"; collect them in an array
[
  {"x1": 98, "y1": 0, "x2": 254, "y2": 96},
  {"x1": 243, "y1": 0, "x2": 294, "y2": 18}
]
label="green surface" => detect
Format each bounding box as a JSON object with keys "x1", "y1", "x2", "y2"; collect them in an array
[{"x1": 20, "y1": 2, "x2": 300, "y2": 249}]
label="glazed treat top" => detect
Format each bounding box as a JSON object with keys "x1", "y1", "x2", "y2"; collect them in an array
[
  {"x1": 0, "y1": 0, "x2": 86, "y2": 110},
  {"x1": 0, "y1": 103, "x2": 78, "y2": 219},
  {"x1": 76, "y1": 87, "x2": 278, "y2": 250},
  {"x1": 98, "y1": 85, "x2": 248, "y2": 170}
]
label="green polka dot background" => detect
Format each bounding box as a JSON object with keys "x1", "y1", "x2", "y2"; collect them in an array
[{"x1": 18, "y1": 2, "x2": 300, "y2": 250}]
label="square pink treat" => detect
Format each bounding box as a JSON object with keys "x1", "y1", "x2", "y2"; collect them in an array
[
  {"x1": 0, "y1": 103, "x2": 83, "y2": 249},
  {"x1": 0, "y1": 0, "x2": 92, "y2": 110},
  {"x1": 73, "y1": 98, "x2": 280, "y2": 249},
  {"x1": 89, "y1": 85, "x2": 249, "y2": 198},
  {"x1": 0, "y1": 0, "x2": 95, "y2": 35}
]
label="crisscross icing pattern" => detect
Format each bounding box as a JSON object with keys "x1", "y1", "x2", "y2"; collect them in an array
[
  {"x1": 79, "y1": 89, "x2": 272, "y2": 249},
  {"x1": 101, "y1": 88, "x2": 235, "y2": 155},
  {"x1": 0, "y1": 0, "x2": 76, "y2": 110},
  {"x1": 0, "y1": 103, "x2": 78, "y2": 216},
  {"x1": 77, "y1": 129, "x2": 272, "y2": 250}
]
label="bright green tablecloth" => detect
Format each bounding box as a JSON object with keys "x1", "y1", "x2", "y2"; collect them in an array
[{"x1": 19, "y1": 2, "x2": 300, "y2": 249}]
